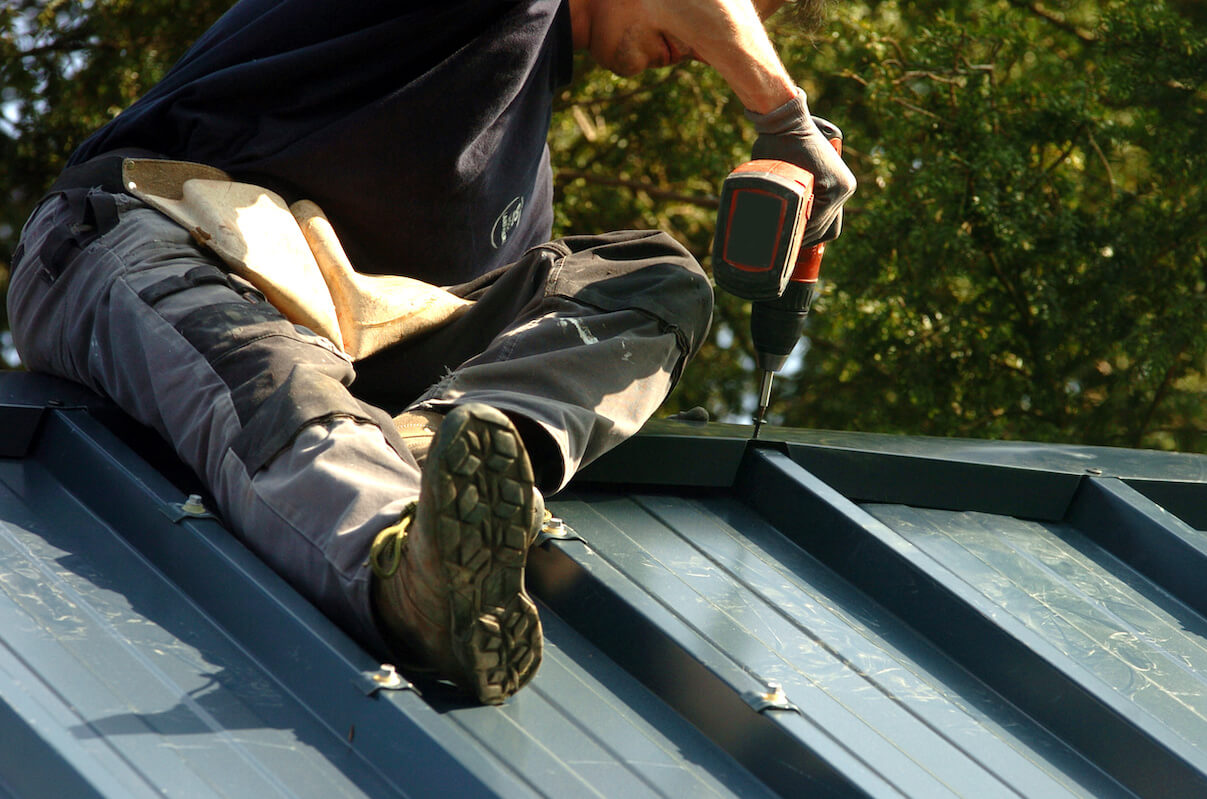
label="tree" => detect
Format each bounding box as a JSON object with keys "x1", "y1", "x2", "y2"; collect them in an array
[
  {"x1": 1, "y1": 0, "x2": 233, "y2": 358},
  {"x1": 553, "y1": 0, "x2": 1207, "y2": 452},
  {"x1": 3, "y1": 1, "x2": 1205, "y2": 451},
  {"x1": 786, "y1": 0, "x2": 1207, "y2": 452}
]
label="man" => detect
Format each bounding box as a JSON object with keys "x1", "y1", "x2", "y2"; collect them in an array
[{"x1": 7, "y1": 0, "x2": 854, "y2": 704}]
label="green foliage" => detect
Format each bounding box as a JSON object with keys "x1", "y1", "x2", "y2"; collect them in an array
[
  {"x1": 2, "y1": 0, "x2": 1205, "y2": 451},
  {"x1": 778, "y1": 0, "x2": 1207, "y2": 452},
  {"x1": 0, "y1": 0, "x2": 232, "y2": 342}
]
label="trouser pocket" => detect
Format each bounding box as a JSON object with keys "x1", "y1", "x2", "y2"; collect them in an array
[
  {"x1": 540, "y1": 230, "x2": 714, "y2": 382},
  {"x1": 7, "y1": 190, "x2": 125, "y2": 377}
]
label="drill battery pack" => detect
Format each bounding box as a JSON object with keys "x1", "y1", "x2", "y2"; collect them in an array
[{"x1": 711, "y1": 159, "x2": 815, "y2": 302}]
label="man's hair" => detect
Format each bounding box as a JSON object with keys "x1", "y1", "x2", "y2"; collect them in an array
[{"x1": 777, "y1": 0, "x2": 832, "y2": 34}]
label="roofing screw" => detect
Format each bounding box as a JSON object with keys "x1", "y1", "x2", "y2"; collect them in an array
[
  {"x1": 181, "y1": 494, "x2": 207, "y2": 515},
  {"x1": 744, "y1": 680, "x2": 801, "y2": 714},
  {"x1": 163, "y1": 493, "x2": 216, "y2": 522},
  {"x1": 354, "y1": 663, "x2": 413, "y2": 696},
  {"x1": 536, "y1": 514, "x2": 586, "y2": 546},
  {"x1": 762, "y1": 681, "x2": 788, "y2": 706},
  {"x1": 368, "y1": 664, "x2": 406, "y2": 691}
]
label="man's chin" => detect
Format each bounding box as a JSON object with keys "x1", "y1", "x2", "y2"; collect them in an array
[
  {"x1": 598, "y1": 37, "x2": 653, "y2": 77},
  {"x1": 603, "y1": 59, "x2": 646, "y2": 77}
]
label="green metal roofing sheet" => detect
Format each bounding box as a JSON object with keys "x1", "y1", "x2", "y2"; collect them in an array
[{"x1": 2, "y1": 370, "x2": 1206, "y2": 797}]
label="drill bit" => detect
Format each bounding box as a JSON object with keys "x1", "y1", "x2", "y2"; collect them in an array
[{"x1": 751, "y1": 369, "x2": 774, "y2": 439}]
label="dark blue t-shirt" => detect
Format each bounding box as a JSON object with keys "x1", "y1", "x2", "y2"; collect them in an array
[{"x1": 71, "y1": 0, "x2": 574, "y2": 285}]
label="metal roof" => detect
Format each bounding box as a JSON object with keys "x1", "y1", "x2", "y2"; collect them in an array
[{"x1": 2, "y1": 369, "x2": 1207, "y2": 798}]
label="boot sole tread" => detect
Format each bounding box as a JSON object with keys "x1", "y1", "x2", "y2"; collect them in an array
[{"x1": 432, "y1": 404, "x2": 542, "y2": 704}]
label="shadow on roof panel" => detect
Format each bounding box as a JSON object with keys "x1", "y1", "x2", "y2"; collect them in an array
[
  {"x1": 534, "y1": 490, "x2": 1127, "y2": 798},
  {"x1": 0, "y1": 372, "x2": 777, "y2": 798},
  {"x1": 4, "y1": 371, "x2": 1207, "y2": 797}
]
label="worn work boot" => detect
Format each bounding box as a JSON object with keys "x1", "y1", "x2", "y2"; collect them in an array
[
  {"x1": 370, "y1": 403, "x2": 544, "y2": 704},
  {"x1": 393, "y1": 407, "x2": 444, "y2": 466}
]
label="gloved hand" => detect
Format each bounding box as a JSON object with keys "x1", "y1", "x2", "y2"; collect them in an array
[{"x1": 747, "y1": 87, "x2": 856, "y2": 246}]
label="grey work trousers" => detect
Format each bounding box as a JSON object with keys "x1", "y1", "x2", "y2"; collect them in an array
[{"x1": 8, "y1": 187, "x2": 713, "y2": 655}]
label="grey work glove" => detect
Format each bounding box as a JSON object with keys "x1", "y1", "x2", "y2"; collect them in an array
[{"x1": 746, "y1": 87, "x2": 856, "y2": 246}]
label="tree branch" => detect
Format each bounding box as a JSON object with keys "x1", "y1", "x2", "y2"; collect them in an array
[
  {"x1": 1003, "y1": 0, "x2": 1097, "y2": 44},
  {"x1": 1041, "y1": 126, "x2": 1083, "y2": 176},
  {"x1": 1134, "y1": 349, "x2": 1188, "y2": 448},
  {"x1": 889, "y1": 96, "x2": 944, "y2": 122},
  {"x1": 893, "y1": 65, "x2": 996, "y2": 87},
  {"x1": 1085, "y1": 129, "x2": 1117, "y2": 198}
]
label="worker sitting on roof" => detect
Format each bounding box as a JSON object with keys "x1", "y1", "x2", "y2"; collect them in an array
[{"x1": 7, "y1": 0, "x2": 854, "y2": 704}]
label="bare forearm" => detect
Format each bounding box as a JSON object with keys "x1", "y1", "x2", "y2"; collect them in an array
[
  {"x1": 666, "y1": 0, "x2": 796, "y2": 112},
  {"x1": 695, "y1": 3, "x2": 796, "y2": 111}
]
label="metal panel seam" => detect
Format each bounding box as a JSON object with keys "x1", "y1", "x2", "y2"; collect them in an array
[{"x1": 735, "y1": 447, "x2": 1207, "y2": 798}]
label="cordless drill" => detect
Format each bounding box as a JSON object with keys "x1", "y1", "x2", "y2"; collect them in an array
[{"x1": 712, "y1": 138, "x2": 841, "y2": 438}]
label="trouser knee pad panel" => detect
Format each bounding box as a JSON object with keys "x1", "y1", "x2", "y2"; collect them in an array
[{"x1": 160, "y1": 298, "x2": 407, "y2": 475}]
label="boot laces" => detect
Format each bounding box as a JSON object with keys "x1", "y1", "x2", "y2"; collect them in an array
[{"x1": 369, "y1": 501, "x2": 418, "y2": 579}]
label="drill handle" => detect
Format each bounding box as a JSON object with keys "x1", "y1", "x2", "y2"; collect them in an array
[
  {"x1": 791, "y1": 241, "x2": 826, "y2": 284},
  {"x1": 788, "y1": 135, "x2": 842, "y2": 286}
]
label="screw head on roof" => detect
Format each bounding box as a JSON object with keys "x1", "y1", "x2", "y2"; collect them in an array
[
  {"x1": 762, "y1": 681, "x2": 787, "y2": 704},
  {"x1": 180, "y1": 494, "x2": 207, "y2": 514},
  {"x1": 370, "y1": 664, "x2": 405, "y2": 690}
]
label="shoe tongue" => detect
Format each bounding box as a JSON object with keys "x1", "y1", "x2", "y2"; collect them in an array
[{"x1": 394, "y1": 409, "x2": 444, "y2": 466}]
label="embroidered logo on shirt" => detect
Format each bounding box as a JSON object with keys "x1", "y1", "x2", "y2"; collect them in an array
[{"x1": 491, "y1": 196, "x2": 524, "y2": 249}]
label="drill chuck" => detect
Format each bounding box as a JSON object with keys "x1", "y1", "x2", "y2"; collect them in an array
[{"x1": 750, "y1": 280, "x2": 817, "y2": 373}]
